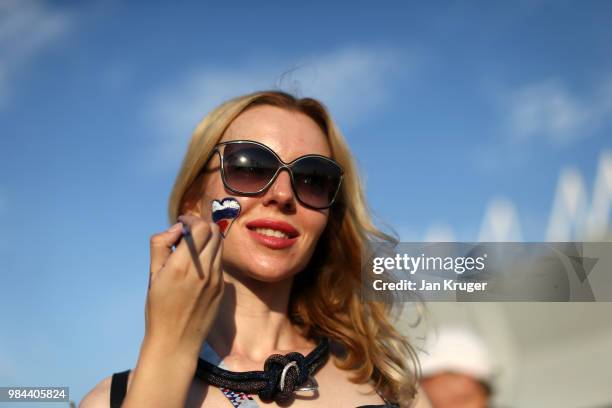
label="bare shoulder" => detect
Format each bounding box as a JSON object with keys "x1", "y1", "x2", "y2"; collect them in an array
[
  {"x1": 79, "y1": 372, "x2": 134, "y2": 408},
  {"x1": 79, "y1": 375, "x2": 112, "y2": 408}
]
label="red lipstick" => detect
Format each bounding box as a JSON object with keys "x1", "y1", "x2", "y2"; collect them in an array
[{"x1": 246, "y1": 218, "x2": 299, "y2": 249}]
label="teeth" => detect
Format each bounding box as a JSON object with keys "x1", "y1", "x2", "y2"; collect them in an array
[{"x1": 253, "y1": 227, "x2": 289, "y2": 239}]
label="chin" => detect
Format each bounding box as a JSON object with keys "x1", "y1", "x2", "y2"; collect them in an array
[
  {"x1": 225, "y1": 255, "x2": 305, "y2": 284},
  {"x1": 245, "y1": 261, "x2": 304, "y2": 283}
]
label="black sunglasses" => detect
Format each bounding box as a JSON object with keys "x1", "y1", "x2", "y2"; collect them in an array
[{"x1": 211, "y1": 140, "x2": 344, "y2": 209}]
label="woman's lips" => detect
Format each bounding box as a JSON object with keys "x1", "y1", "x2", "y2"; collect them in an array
[{"x1": 246, "y1": 219, "x2": 299, "y2": 249}]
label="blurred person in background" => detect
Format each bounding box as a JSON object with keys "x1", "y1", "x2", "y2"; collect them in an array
[{"x1": 418, "y1": 327, "x2": 493, "y2": 408}]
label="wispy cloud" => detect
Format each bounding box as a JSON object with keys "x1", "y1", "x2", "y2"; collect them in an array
[
  {"x1": 478, "y1": 197, "x2": 523, "y2": 241},
  {"x1": 502, "y1": 78, "x2": 612, "y2": 146},
  {"x1": 144, "y1": 46, "x2": 413, "y2": 171},
  {"x1": 286, "y1": 47, "x2": 407, "y2": 126},
  {"x1": 423, "y1": 223, "x2": 456, "y2": 242},
  {"x1": 0, "y1": 0, "x2": 72, "y2": 107},
  {"x1": 473, "y1": 77, "x2": 612, "y2": 172}
]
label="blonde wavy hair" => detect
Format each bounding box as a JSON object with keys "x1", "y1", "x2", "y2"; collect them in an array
[{"x1": 168, "y1": 90, "x2": 419, "y2": 406}]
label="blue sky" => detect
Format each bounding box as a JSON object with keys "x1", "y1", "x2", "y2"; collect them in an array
[{"x1": 1, "y1": 0, "x2": 611, "y2": 405}]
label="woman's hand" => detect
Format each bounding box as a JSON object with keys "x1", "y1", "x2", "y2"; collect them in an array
[
  {"x1": 121, "y1": 215, "x2": 224, "y2": 408},
  {"x1": 145, "y1": 214, "x2": 224, "y2": 356}
]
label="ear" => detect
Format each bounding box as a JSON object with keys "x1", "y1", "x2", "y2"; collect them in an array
[
  {"x1": 180, "y1": 198, "x2": 203, "y2": 218},
  {"x1": 190, "y1": 200, "x2": 204, "y2": 217}
]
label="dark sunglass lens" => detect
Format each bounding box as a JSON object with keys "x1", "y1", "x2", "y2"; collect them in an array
[
  {"x1": 292, "y1": 157, "x2": 342, "y2": 208},
  {"x1": 223, "y1": 143, "x2": 279, "y2": 192}
]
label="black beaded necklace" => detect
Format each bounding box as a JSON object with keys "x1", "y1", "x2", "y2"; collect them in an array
[{"x1": 195, "y1": 337, "x2": 330, "y2": 404}]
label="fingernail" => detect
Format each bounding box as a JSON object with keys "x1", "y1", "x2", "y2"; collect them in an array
[{"x1": 169, "y1": 222, "x2": 182, "y2": 232}]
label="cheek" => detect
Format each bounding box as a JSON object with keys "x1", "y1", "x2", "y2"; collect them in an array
[
  {"x1": 206, "y1": 177, "x2": 228, "y2": 198},
  {"x1": 212, "y1": 196, "x2": 257, "y2": 237},
  {"x1": 302, "y1": 211, "x2": 329, "y2": 243},
  {"x1": 201, "y1": 177, "x2": 246, "y2": 220}
]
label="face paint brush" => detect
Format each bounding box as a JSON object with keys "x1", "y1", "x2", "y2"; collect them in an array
[{"x1": 180, "y1": 222, "x2": 205, "y2": 279}]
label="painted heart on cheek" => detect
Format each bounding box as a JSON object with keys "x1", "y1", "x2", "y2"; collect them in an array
[{"x1": 211, "y1": 197, "x2": 241, "y2": 238}]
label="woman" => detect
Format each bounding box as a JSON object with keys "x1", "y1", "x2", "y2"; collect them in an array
[{"x1": 81, "y1": 90, "x2": 420, "y2": 407}]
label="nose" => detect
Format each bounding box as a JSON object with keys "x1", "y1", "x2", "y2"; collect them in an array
[{"x1": 262, "y1": 169, "x2": 296, "y2": 212}]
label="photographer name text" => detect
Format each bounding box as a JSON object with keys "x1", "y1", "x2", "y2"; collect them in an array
[{"x1": 372, "y1": 279, "x2": 488, "y2": 293}]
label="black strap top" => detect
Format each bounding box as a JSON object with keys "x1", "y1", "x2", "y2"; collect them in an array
[
  {"x1": 109, "y1": 369, "x2": 399, "y2": 408},
  {"x1": 110, "y1": 370, "x2": 130, "y2": 408}
]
